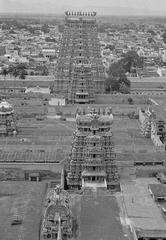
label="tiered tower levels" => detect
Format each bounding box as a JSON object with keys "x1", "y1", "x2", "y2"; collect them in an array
[
  {"x1": 67, "y1": 108, "x2": 119, "y2": 191},
  {"x1": 54, "y1": 11, "x2": 105, "y2": 103},
  {"x1": 0, "y1": 100, "x2": 17, "y2": 136}
]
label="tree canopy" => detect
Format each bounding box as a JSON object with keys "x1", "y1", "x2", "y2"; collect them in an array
[
  {"x1": 106, "y1": 62, "x2": 130, "y2": 93},
  {"x1": 105, "y1": 50, "x2": 143, "y2": 93},
  {"x1": 7, "y1": 63, "x2": 27, "y2": 79},
  {"x1": 120, "y1": 50, "x2": 144, "y2": 73}
]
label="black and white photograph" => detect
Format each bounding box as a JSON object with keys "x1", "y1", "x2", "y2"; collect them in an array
[{"x1": 1, "y1": 0, "x2": 166, "y2": 239}]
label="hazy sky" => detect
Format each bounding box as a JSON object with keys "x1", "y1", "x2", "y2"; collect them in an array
[{"x1": 1, "y1": 0, "x2": 166, "y2": 14}]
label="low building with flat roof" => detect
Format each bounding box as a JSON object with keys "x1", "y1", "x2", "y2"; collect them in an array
[
  {"x1": 148, "y1": 183, "x2": 166, "y2": 201},
  {"x1": 129, "y1": 76, "x2": 166, "y2": 95},
  {"x1": 121, "y1": 179, "x2": 166, "y2": 240}
]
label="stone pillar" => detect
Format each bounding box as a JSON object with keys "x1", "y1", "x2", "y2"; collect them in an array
[
  {"x1": 104, "y1": 178, "x2": 107, "y2": 188},
  {"x1": 82, "y1": 178, "x2": 85, "y2": 187}
]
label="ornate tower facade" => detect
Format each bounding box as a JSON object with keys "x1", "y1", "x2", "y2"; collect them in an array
[
  {"x1": 0, "y1": 100, "x2": 17, "y2": 136},
  {"x1": 67, "y1": 108, "x2": 119, "y2": 191},
  {"x1": 54, "y1": 11, "x2": 105, "y2": 103}
]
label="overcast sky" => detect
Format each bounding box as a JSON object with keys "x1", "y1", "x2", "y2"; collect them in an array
[{"x1": 1, "y1": 0, "x2": 166, "y2": 14}]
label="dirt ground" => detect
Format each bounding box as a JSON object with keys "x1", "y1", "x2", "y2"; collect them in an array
[
  {"x1": 116, "y1": 178, "x2": 166, "y2": 232},
  {"x1": 0, "y1": 102, "x2": 162, "y2": 171},
  {"x1": 71, "y1": 192, "x2": 127, "y2": 240},
  {"x1": 0, "y1": 181, "x2": 46, "y2": 240},
  {"x1": 114, "y1": 116, "x2": 154, "y2": 153}
]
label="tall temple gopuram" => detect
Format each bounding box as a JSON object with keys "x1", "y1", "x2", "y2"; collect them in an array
[
  {"x1": 54, "y1": 11, "x2": 105, "y2": 103},
  {"x1": 66, "y1": 108, "x2": 120, "y2": 191}
]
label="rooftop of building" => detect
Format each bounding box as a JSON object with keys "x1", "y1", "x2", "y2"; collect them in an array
[
  {"x1": 82, "y1": 170, "x2": 107, "y2": 177},
  {"x1": 121, "y1": 178, "x2": 166, "y2": 232},
  {"x1": 148, "y1": 183, "x2": 166, "y2": 197},
  {"x1": 129, "y1": 76, "x2": 166, "y2": 83}
]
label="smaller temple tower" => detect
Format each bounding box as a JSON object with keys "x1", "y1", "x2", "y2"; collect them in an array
[
  {"x1": 40, "y1": 185, "x2": 73, "y2": 240},
  {"x1": 66, "y1": 108, "x2": 120, "y2": 191},
  {"x1": 0, "y1": 100, "x2": 17, "y2": 136}
]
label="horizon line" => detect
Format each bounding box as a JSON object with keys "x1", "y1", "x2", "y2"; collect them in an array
[{"x1": 0, "y1": 12, "x2": 166, "y2": 17}]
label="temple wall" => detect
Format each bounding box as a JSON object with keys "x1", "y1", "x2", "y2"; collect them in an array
[
  {"x1": 138, "y1": 109, "x2": 146, "y2": 125},
  {"x1": 151, "y1": 133, "x2": 165, "y2": 152},
  {"x1": 95, "y1": 94, "x2": 149, "y2": 104}
]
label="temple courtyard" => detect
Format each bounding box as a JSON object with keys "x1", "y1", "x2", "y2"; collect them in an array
[
  {"x1": 0, "y1": 95, "x2": 165, "y2": 239},
  {"x1": 0, "y1": 181, "x2": 46, "y2": 240}
]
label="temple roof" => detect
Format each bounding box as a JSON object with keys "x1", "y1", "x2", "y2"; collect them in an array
[
  {"x1": 82, "y1": 170, "x2": 107, "y2": 177},
  {"x1": 0, "y1": 100, "x2": 14, "y2": 114},
  {"x1": 86, "y1": 134, "x2": 101, "y2": 140},
  {"x1": 76, "y1": 113, "x2": 113, "y2": 124},
  {"x1": 98, "y1": 114, "x2": 113, "y2": 123}
]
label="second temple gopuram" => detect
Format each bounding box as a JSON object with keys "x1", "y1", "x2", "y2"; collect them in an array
[
  {"x1": 54, "y1": 11, "x2": 105, "y2": 103},
  {"x1": 66, "y1": 108, "x2": 120, "y2": 191}
]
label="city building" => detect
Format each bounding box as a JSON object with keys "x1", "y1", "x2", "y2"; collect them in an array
[
  {"x1": 66, "y1": 108, "x2": 119, "y2": 191},
  {"x1": 148, "y1": 184, "x2": 166, "y2": 201},
  {"x1": 54, "y1": 11, "x2": 105, "y2": 103},
  {"x1": 42, "y1": 49, "x2": 56, "y2": 59}
]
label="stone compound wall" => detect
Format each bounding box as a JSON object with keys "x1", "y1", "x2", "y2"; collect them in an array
[
  {"x1": 0, "y1": 168, "x2": 25, "y2": 181},
  {"x1": 138, "y1": 108, "x2": 165, "y2": 151}
]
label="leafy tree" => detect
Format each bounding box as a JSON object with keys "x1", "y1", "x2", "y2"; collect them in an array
[
  {"x1": 8, "y1": 65, "x2": 15, "y2": 76},
  {"x1": 41, "y1": 66, "x2": 49, "y2": 76},
  {"x1": 35, "y1": 65, "x2": 49, "y2": 75},
  {"x1": 19, "y1": 69, "x2": 27, "y2": 79},
  {"x1": 8, "y1": 63, "x2": 27, "y2": 79},
  {"x1": 120, "y1": 50, "x2": 144, "y2": 73},
  {"x1": 128, "y1": 97, "x2": 133, "y2": 104},
  {"x1": 30, "y1": 71, "x2": 34, "y2": 76},
  {"x1": 12, "y1": 68, "x2": 19, "y2": 79},
  {"x1": 119, "y1": 82, "x2": 130, "y2": 94},
  {"x1": 1, "y1": 68, "x2": 8, "y2": 80},
  {"x1": 106, "y1": 62, "x2": 130, "y2": 93}
]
